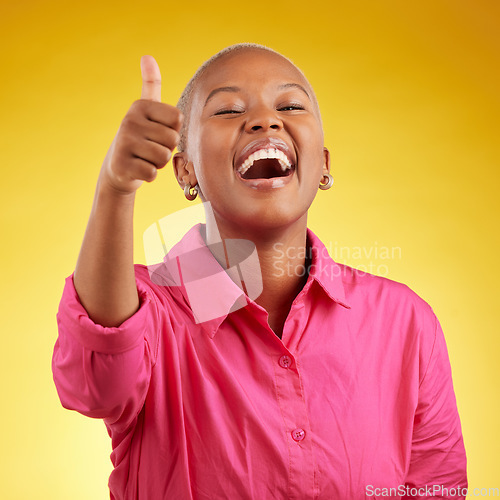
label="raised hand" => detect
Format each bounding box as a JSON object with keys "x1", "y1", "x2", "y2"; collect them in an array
[
  {"x1": 73, "y1": 56, "x2": 184, "y2": 326},
  {"x1": 100, "y1": 55, "x2": 183, "y2": 194}
]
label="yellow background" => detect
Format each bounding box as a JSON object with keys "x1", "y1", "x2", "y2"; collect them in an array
[{"x1": 1, "y1": 0, "x2": 498, "y2": 498}]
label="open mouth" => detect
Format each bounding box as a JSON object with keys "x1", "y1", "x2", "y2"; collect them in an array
[
  {"x1": 241, "y1": 158, "x2": 294, "y2": 179},
  {"x1": 236, "y1": 147, "x2": 295, "y2": 180}
]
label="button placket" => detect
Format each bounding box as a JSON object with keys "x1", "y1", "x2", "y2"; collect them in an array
[{"x1": 272, "y1": 350, "x2": 316, "y2": 497}]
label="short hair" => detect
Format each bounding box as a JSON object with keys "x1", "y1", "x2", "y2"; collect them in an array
[{"x1": 176, "y1": 43, "x2": 320, "y2": 153}]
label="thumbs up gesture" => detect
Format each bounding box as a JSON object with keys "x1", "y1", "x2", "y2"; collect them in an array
[{"x1": 99, "y1": 55, "x2": 183, "y2": 194}]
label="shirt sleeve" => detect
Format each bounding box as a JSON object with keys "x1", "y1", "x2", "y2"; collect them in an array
[
  {"x1": 51, "y1": 268, "x2": 161, "y2": 433},
  {"x1": 403, "y1": 313, "x2": 467, "y2": 499}
]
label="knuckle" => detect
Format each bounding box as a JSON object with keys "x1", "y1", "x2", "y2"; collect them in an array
[
  {"x1": 131, "y1": 99, "x2": 145, "y2": 110},
  {"x1": 121, "y1": 113, "x2": 138, "y2": 131},
  {"x1": 164, "y1": 128, "x2": 180, "y2": 149},
  {"x1": 173, "y1": 110, "x2": 183, "y2": 130},
  {"x1": 162, "y1": 148, "x2": 172, "y2": 165},
  {"x1": 172, "y1": 130, "x2": 181, "y2": 146},
  {"x1": 161, "y1": 103, "x2": 182, "y2": 127},
  {"x1": 166, "y1": 128, "x2": 180, "y2": 146},
  {"x1": 145, "y1": 166, "x2": 157, "y2": 182},
  {"x1": 129, "y1": 100, "x2": 150, "y2": 119},
  {"x1": 154, "y1": 148, "x2": 170, "y2": 168}
]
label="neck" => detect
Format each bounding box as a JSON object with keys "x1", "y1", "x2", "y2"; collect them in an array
[{"x1": 204, "y1": 213, "x2": 310, "y2": 338}]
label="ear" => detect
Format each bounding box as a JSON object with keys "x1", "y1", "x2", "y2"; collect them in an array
[
  {"x1": 172, "y1": 152, "x2": 198, "y2": 189},
  {"x1": 322, "y1": 147, "x2": 331, "y2": 175}
]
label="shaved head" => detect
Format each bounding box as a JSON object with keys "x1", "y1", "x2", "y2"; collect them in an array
[{"x1": 176, "y1": 43, "x2": 321, "y2": 153}]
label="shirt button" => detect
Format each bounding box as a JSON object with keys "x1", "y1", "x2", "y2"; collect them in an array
[
  {"x1": 291, "y1": 428, "x2": 306, "y2": 442},
  {"x1": 279, "y1": 355, "x2": 292, "y2": 369}
]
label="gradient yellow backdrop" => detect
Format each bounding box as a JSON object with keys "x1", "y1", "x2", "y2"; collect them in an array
[{"x1": 1, "y1": 0, "x2": 498, "y2": 498}]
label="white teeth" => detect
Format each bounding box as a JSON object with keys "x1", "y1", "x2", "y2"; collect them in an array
[{"x1": 237, "y1": 148, "x2": 292, "y2": 175}]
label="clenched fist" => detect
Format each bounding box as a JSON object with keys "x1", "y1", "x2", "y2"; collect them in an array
[{"x1": 100, "y1": 55, "x2": 183, "y2": 194}]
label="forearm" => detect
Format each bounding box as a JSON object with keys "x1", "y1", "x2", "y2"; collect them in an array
[
  {"x1": 72, "y1": 55, "x2": 181, "y2": 327},
  {"x1": 73, "y1": 179, "x2": 138, "y2": 327}
]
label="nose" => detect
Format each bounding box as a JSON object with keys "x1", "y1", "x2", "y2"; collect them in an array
[{"x1": 245, "y1": 105, "x2": 283, "y2": 133}]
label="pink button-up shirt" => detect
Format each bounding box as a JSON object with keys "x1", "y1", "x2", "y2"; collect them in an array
[{"x1": 52, "y1": 225, "x2": 467, "y2": 499}]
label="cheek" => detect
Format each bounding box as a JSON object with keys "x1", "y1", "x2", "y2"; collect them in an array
[
  {"x1": 198, "y1": 123, "x2": 234, "y2": 158},
  {"x1": 198, "y1": 125, "x2": 240, "y2": 176},
  {"x1": 298, "y1": 126, "x2": 326, "y2": 168},
  {"x1": 193, "y1": 131, "x2": 236, "y2": 200}
]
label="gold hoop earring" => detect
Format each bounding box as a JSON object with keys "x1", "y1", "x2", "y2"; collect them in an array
[
  {"x1": 319, "y1": 173, "x2": 334, "y2": 190},
  {"x1": 184, "y1": 183, "x2": 198, "y2": 201}
]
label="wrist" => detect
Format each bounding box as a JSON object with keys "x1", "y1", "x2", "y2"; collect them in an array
[{"x1": 96, "y1": 175, "x2": 138, "y2": 202}]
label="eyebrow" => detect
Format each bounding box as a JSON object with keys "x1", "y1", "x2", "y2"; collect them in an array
[
  {"x1": 278, "y1": 83, "x2": 311, "y2": 99},
  {"x1": 204, "y1": 83, "x2": 311, "y2": 107},
  {"x1": 204, "y1": 86, "x2": 241, "y2": 106}
]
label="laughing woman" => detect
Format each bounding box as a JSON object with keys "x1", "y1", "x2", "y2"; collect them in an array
[{"x1": 52, "y1": 44, "x2": 467, "y2": 499}]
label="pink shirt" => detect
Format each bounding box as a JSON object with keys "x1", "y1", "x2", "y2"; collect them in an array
[{"x1": 52, "y1": 225, "x2": 467, "y2": 499}]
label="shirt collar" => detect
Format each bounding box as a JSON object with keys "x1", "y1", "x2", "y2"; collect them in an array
[
  {"x1": 158, "y1": 224, "x2": 246, "y2": 336},
  {"x1": 154, "y1": 224, "x2": 350, "y2": 339},
  {"x1": 305, "y1": 228, "x2": 351, "y2": 310}
]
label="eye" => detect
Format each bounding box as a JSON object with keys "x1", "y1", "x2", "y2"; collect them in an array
[
  {"x1": 214, "y1": 108, "x2": 243, "y2": 116},
  {"x1": 277, "y1": 103, "x2": 305, "y2": 112}
]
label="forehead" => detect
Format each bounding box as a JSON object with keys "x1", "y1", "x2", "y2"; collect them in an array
[{"x1": 193, "y1": 49, "x2": 311, "y2": 103}]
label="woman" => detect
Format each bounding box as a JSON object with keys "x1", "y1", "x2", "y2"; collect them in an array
[{"x1": 52, "y1": 44, "x2": 467, "y2": 499}]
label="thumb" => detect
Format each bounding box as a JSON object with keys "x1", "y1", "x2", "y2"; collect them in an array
[{"x1": 140, "y1": 55, "x2": 161, "y2": 102}]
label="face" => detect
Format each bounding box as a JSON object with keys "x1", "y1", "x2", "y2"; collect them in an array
[{"x1": 179, "y1": 49, "x2": 329, "y2": 236}]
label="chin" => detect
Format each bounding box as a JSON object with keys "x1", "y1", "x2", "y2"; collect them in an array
[{"x1": 237, "y1": 203, "x2": 307, "y2": 232}]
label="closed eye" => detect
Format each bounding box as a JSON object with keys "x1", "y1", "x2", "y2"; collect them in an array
[
  {"x1": 278, "y1": 104, "x2": 305, "y2": 111},
  {"x1": 214, "y1": 109, "x2": 243, "y2": 116}
]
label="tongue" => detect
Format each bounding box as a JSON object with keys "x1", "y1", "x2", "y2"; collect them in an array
[{"x1": 242, "y1": 158, "x2": 288, "y2": 179}]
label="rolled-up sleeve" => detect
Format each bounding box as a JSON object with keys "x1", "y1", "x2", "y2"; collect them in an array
[
  {"x1": 403, "y1": 314, "x2": 468, "y2": 499},
  {"x1": 52, "y1": 270, "x2": 160, "y2": 431}
]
